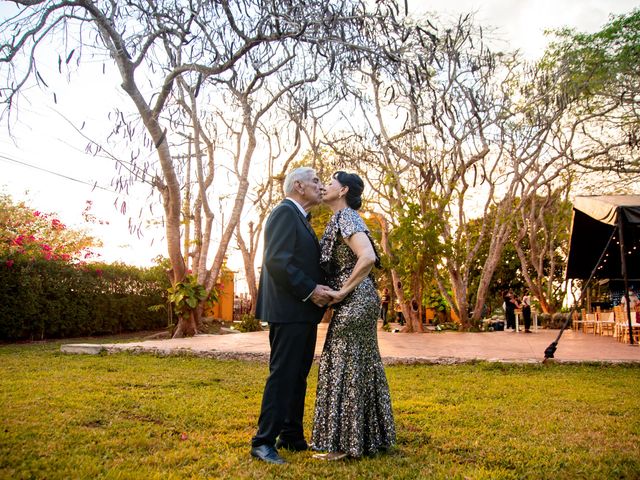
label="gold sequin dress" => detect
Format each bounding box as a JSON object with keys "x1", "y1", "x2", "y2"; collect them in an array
[{"x1": 311, "y1": 207, "x2": 396, "y2": 457}]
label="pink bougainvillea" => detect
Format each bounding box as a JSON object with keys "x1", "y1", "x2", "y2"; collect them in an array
[{"x1": 1, "y1": 193, "x2": 98, "y2": 264}]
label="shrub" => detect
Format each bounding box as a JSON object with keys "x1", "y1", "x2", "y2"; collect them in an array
[
  {"x1": 550, "y1": 312, "x2": 569, "y2": 329},
  {"x1": 0, "y1": 259, "x2": 170, "y2": 340},
  {"x1": 537, "y1": 313, "x2": 552, "y2": 328},
  {"x1": 235, "y1": 313, "x2": 262, "y2": 333}
]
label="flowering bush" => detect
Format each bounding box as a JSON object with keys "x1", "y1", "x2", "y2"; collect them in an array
[{"x1": 0, "y1": 193, "x2": 98, "y2": 264}]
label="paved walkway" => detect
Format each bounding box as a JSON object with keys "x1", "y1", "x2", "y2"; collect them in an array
[{"x1": 61, "y1": 324, "x2": 640, "y2": 364}]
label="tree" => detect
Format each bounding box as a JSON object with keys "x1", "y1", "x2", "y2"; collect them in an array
[
  {"x1": 512, "y1": 186, "x2": 572, "y2": 314},
  {"x1": 543, "y1": 8, "x2": 640, "y2": 177},
  {"x1": 323, "y1": 14, "x2": 533, "y2": 328},
  {"x1": 321, "y1": 11, "x2": 592, "y2": 329},
  {"x1": 0, "y1": 193, "x2": 97, "y2": 263},
  {"x1": 1, "y1": 0, "x2": 405, "y2": 336},
  {"x1": 387, "y1": 198, "x2": 445, "y2": 332}
]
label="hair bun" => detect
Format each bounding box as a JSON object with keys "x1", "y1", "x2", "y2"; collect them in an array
[{"x1": 334, "y1": 171, "x2": 364, "y2": 211}]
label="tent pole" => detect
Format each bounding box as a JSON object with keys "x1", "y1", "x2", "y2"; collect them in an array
[
  {"x1": 617, "y1": 210, "x2": 635, "y2": 345},
  {"x1": 544, "y1": 228, "x2": 617, "y2": 360}
]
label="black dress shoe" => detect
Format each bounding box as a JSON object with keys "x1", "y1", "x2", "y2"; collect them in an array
[
  {"x1": 275, "y1": 438, "x2": 308, "y2": 451},
  {"x1": 250, "y1": 445, "x2": 286, "y2": 464}
]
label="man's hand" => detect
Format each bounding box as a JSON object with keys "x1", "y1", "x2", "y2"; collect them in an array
[
  {"x1": 327, "y1": 289, "x2": 347, "y2": 306},
  {"x1": 310, "y1": 284, "x2": 333, "y2": 307}
]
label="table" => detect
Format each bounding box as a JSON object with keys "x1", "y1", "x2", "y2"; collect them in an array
[{"x1": 514, "y1": 309, "x2": 538, "y2": 333}]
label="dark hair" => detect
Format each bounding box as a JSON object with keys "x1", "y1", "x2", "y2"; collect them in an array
[{"x1": 333, "y1": 171, "x2": 364, "y2": 210}]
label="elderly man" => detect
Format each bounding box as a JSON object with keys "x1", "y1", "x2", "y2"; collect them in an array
[{"x1": 250, "y1": 167, "x2": 332, "y2": 464}]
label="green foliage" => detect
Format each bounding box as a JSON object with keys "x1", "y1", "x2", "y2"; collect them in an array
[
  {"x1": 308, "y1": 203, "x2": 334, "y2": 239},
  {"x1": 166, "y1": 274, "x2": 216, "y2": 317},
  {"x1": 465, "y1": 191, "x2": 572, "y2": 315},
  {"x1": 1, "y1": 345, "x2": 639, "y2": 479},
  {"x1": 389, "y1": 199, "x2": 448, "y2": 300},
  {"x1": 0, "y1": 260, "x2": 170, "y2": 340},
  {"x1": 545, "y1": 8, "x2": 640, "y2": 101},
  {"x1": 235, "y1": 313, "x2": 262, "y2": 333},
  {"x1": 391, "y1": 201, "x2": 445, "y2": 272},
  {"x1": 486, "y1": 242, "x2": 525, "y2": 297},
  {"x1": 424, "y1": 283, "x2": 449, "y2": 312}
]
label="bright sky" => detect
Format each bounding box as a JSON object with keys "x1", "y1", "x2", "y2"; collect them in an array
[{"x1": 1, "y1": 0, "x2": 637, "y2": 275}]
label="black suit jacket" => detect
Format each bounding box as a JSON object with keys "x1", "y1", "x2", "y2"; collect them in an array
[{"x1": 255, "y1": 199, "x2": 325, "y2": 324}]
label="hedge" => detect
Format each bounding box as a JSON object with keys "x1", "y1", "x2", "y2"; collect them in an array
[{"x1": 0, "y1": 259, "x2": 170, "y2": 341}]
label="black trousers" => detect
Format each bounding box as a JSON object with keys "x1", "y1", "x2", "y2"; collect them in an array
[
  {"x1": 381, "y1": 304, "x2": 389, "y2": 324},
  {"x1": 523, "y1": 306, "x2": 531, "y2": 330},
  {"x1": 506, "y1": 310, "x2": 516, "y2": 329},
  {"x1": 251, "y1": 322, "x2": 317, "y2": 447}
]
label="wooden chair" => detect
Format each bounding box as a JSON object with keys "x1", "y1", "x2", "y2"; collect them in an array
[
  {"x1": 583, "y1": 312, "x2": 597, "y2": 334},
  {"x1": 572, "y1": 310, "x2": 582, "y2": 332},
  {"x1": 597, "y1": 311, "x2": 615, "y2": 336},
  {"x1": 614, "y1": 306, "x2": 626, "y2": 342}
]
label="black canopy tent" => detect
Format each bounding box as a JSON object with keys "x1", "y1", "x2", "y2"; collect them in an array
[
  {"x1": 545, "y1": 195, "x2": 640, "y2": 359},
  {"x1": 566, "y1": 195, "x2": 640, "y2": 281}
]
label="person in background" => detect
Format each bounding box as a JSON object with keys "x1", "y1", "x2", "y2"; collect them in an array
[
  {"x1": 621, "y1": 290, "x2": 639, "y2": 321},
  {"x1": 503, "y1": 290, "x2": 516, "y2": 330},
  {"x1": 522, "y1": 291, "x2": 532, "y2": 333},
  {"x1": 380, "y1": 288, "x2": 390, "y2": 326}
]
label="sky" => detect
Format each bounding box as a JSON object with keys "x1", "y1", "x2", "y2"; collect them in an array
[
  {"x1": 413, "y1": 0, "x2": 636, "y2": 59},
  {"x1": 1, "y1": 0, "x2": 637, "y2": 278}
]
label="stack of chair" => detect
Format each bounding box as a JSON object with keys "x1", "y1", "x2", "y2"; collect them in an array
[{"x1": 614, "y1": 305, "x2": 640, "y2": 343}]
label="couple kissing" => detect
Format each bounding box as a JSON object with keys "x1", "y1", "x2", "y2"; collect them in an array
[{"x1": 250, "y1": 167, "x2": 395, "y2": 464}]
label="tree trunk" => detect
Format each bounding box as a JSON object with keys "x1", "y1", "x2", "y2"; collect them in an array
[
  {"x1": 204, "y1": 114, "x2": 256, "y2": 293},
  {"x1": 172, "y1": 311, "x2": 197, "y2": 337},
  {"x1": 403, "y1": 271, "x2": 425, "y2": 333},
  {"x1": 514, "y1": 240, "x2": 555, "y2": 314},
  {"x1": 472, "y1": 223, "x2": 511, "y2": 321},
  {"x1": 449, "y1": 271, "x2": 469, "y2": 328},
  {"x1": 236, "y1": 224, "x2": 258, "y2": 315}
]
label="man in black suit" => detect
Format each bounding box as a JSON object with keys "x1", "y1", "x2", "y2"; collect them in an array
[{"x1": 250, "y1": 167, "x2": 332, "y2": 464}]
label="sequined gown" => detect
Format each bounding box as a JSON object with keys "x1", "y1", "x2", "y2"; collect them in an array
[{"x1": 311, "y1": 207, "x2": 396, "y2": 457}]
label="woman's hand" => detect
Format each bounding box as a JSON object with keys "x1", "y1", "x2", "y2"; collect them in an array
[{"x1": 327, "y1": 289, "x2": 348, "y2": 306}]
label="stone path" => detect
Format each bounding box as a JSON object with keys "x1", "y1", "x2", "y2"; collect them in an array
[{"x1": 61, "y1": 324, "x2": 640, "y2": 364}]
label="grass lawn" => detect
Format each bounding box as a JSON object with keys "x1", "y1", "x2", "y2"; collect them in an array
[{"x1": 1, "y1": 340, "x2": 639, "y2": 480}]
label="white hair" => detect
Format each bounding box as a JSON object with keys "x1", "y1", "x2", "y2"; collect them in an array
[{"x1": 283, "y1": 167, "x2": 316, "y2": 195}]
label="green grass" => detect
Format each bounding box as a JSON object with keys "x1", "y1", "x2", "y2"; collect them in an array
[{"x1": 1, "y1": 341, "x2": 639, "y2": 480}]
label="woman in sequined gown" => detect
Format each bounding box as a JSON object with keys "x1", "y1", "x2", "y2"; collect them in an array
[{"x1": 310, "y1": 171, "x2": 395, "y2": 460}]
